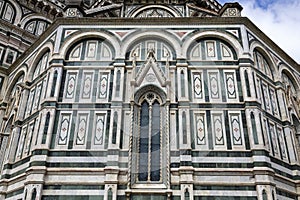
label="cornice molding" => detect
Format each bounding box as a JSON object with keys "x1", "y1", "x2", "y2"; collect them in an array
[{"x1": 8, "y1": 17, "x2": 300, "y2": 73}]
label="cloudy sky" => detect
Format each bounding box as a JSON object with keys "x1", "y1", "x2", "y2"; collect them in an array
[{"x1": 218, "y1": 0, "x2": 300, "y2": 63}]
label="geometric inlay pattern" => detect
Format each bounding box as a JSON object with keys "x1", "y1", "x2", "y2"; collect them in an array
[
  {"x1": 230, "y1": 114, "x2": 242, "y2": 145},
  {"x1": 212, "y1": 114, "x2": 224, "y2": 145},
  {"x1": 65, "y1": 73, "x2": 77, "y2": 99},
  {"x1": 195, "y1": 114, "x2": 205, "y2": 145},
  {"x1": 94, "y1": 114, "x2": 105, "y2": 145},
  {"x1": 193, "y1": 73, "x2": 203, "y2": 99},
  {"x1": 76, "y1": 114, "x2": 88, "y2": 145},
  {"x1": 58, "y1": 114, "x2": 71, "y2": 145},
  {"x1": 82, "y1": 73, "x2": 93, "y2": 99},
  {"x1": 99, "y1": 73, "x2": 109, "y2": 99},
  {"x1": 209, "y1": 72, "x2": 220, "y2": 99},
  {"x1": 225, "y1": 72, "x2": 236, "y2": 99}
]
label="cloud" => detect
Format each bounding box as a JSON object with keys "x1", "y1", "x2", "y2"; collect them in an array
[{"x1": 219, "y1": 0, "x2": 300, "y2": 63}]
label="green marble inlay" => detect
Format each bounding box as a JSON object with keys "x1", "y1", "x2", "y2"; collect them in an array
[
  {"x1": 42, "y1": 196, "x2": 104, "y2": 200},
  {"x1": 43, "y1": 185, "x2": 105, "y2": 190},
  {"x1": 5, "y1": 188, "x2": 23, "y2": 199}
]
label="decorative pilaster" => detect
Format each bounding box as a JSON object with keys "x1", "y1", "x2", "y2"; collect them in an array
[
  {"x1": 165, "y1": 102, "x2": 170, "y2": 190},
  {"x1": 127, "y1": 101, "x2": 134, "y2": 190}
]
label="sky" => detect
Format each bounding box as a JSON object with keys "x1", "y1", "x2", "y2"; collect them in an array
[{"x1": 218, "y1": 0, "x2": 300, "y2": 63}]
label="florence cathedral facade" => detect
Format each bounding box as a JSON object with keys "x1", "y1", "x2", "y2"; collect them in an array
[{"x1": 0, "y1": 0, "x2": 300, "y2": 199}]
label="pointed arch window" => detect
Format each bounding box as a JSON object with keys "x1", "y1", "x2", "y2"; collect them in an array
[
  {"x1": 182, "y1": 111, "x2": 187, "y2": 144},
  {"x1": 184, "y1": 189, "x2": 190, "y2": 200},
  {"x1": 137, "y1": 92, "x2": 162, "y2": 182},
  {"x1": 181, "y1": 70, "x2": 186, "y2": 97},
  {"x1": 50, "y1": 70, "x2": 58, "y2": 97},
  {"x1": 31, "y1": 188, "x2": 37, "y2": 200},
  {"x1": 251, "y1": 112, "x2": 259, "y2": 145},
  {"x1": 115, "y1": 70, "x2": 121, "y2": 98},
  {"x1": 112, "y1": 112, "x2": 118, "y2": 144},
  {"x1": 262, "y1": 190, "x2": 268, "y2": 200},
  {"x1": 131, "y1": 86, "x2": 169, "y2": 187},
  {"x1": 244, "y1": 71, "x2": 251, "y2": 97},
  {"x1": 42, "y1": 112, "x2": 50, "y2": 144},
  {"x1": 107, "y1": 188, "x2": 113, "y2": 200}
]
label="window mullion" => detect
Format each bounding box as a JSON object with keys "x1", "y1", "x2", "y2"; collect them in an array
[{"x1": 147, "y1": 103, "x2": 152, "y2": 182}]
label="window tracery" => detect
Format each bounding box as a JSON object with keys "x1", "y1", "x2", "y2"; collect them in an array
[
  {"x1": 137, "y1": 92, "x2": 161, "y2": 182},
  {"x1": 131, "y1": 86, "x2": 169, "y2": 186}
]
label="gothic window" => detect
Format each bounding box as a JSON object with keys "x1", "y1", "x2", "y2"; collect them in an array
[
  {"x1": 254, "y1": 50, "x2": 273, "y2": 80},
  {"x1": 244, "y1": 71, "x2": 251, "y2": 97},
  {"x1": 107, "y1": 188, "x2": 113, "y2": 200},
  {"x1": 31, "y1": 188, "x2": 37, "y2": 200},
  {"x1": 262, "y1": 190, "x2": 267, "y2": 200},
  {"x1": 180, "y1": 70, "x2": 186, "y2": 97},
  {"x1": 131, "y1": 86, "x2": 169, "y2": 187},
  {"x1": 66, "y1": 39, "x2": 113, "y2": 61},
  {"x1": 137, "y1": 92, "x2": 162, "y2": 182},
  {"x1": 115, "y1": 70, "x2": 121, "y2": 98},
  {"x1": 112, "y1": 112, "x2": 118, "y2": 144},
  {"x1": 50, "y1": 70, "x2": 58, "y2": 97},
  {"x1": 42, "y1": 112, "x2": 50, "y2": 144},
  {"x1": 251, "y1": 112, "x2": 259, "y2": 145},
  {"x1": 33, "y1": 51, "x2": 49, "y2": 80},
  {"x1": 182, "y1": 111, "x2": 187, "y2": 144},
  {"x1": 184, "y1": 189, "x2": 190, "y2": 200}
]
